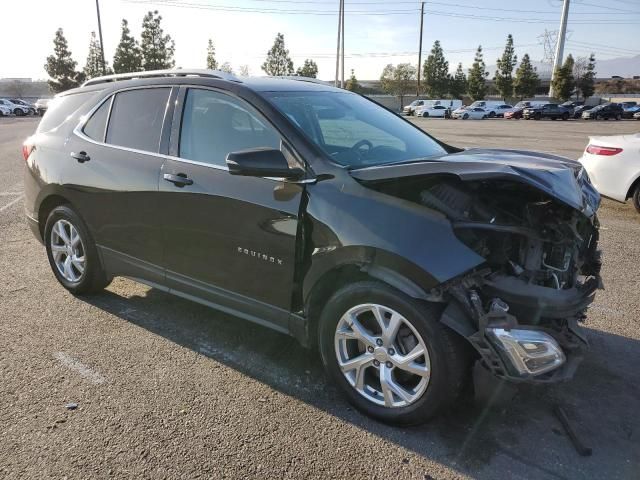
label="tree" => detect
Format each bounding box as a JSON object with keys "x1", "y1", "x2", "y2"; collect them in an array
[
  {"x1": 513, "y1": 53, "x2": 540, "y2": 99},
  {"x1": 551, "y1": 54, "x2": 575, "y2": 101},
  {"x1": 296, "y1": 59, "x2": 318, "y2": 78},
  {"x1": 113, "y1": 19, "x2": 142, "y2": 73},
  {"x1": 83, "y1": 31, "x2": 106, "y2": 79},
  {"x1": 44, "y1": 28, "x2": 83, "y2": 93},
  {"x1": 262, "y1": 33, "x2": 294, "y2": 76},
  {"x1": 494, "y1": 34, "x2": 517, "y2": 100},
  {"x1": 140, "y1": 10, "x2": 175, "y2": 70},
  {"x1": 380, "y1": 63, "x2": 416, "y2": 108},
  {"x1": 239, "y1": 65, "x2": 250, "y2": 76},
  {"x1": 206, "y1": 39, "x2": 218, "y2": 70},
  {"x1": 575, "y1": 53, "x2": 596, "y2": 100},
  {"x1": 345, "y1": 69, "x2": 362, "y2": 93},
  {"x1": 449, "y1": 63, "x2": 467, "y2": 99},
  {"x1": 467, "y1": 45, "x2": 488, "y2": 101},
  {"x1": 422, "y1": 40, "x2": 449, "y2": 98},
  {"x1": 219, "y1": 62, "x2": 233, "y2": 74}
]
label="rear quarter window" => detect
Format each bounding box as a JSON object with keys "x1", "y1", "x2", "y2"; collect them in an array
[{"x1": 36, "y1": 91, "x2": 98, "y2": 133}]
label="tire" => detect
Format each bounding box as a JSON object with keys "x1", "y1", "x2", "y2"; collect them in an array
[
  {"x1": 551, "y1": 116, "x2": 557, "y2": 120},
  {"x1": 29, "y1": 108, "x2": 35, "y2": 116},
  {"x1": 462, "y1": 113, "x2": 469, "y2": 120},
  {"x1": 596, "y1": 114, "x2": 602, "y2": 121},
  {"x1": 633, "y1": 183, "x2": 640, "y2": 214},
  {"x1": 489, "y1": 111, "x2": 496, "y2": 118},
  {"x1": 44, "y1": 205, "x2": 111, "y2": 294},
  {"x1": 14, "y1": 108, "x2": 24, "y2": 116},
  {"x1": 318, "y1": 281, "x2": 469, "y2": 425},
  {"x1": 423, "y1": 112, "x2": 429, "y2": 118},
  {"x1": 615, "y1": 114, "x2": 621, "y2": 120},
  {"x1": 562, "y1": 113, "x2": 569, "y2": 120}
]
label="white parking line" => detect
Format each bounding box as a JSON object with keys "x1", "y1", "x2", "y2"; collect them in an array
[
  {"x1": 53, "y1": 352, "x2": 106, "y2": 385},
  {"x1": 0, "y1": 192, "x2": 22, "y2": 196},
  {"x1": 0, "y1": 195, "x2": 22, "y2": 213}
]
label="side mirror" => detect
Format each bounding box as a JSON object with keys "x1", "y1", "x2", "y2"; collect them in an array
[{"x1": 226, "y1": 148, "x2": 304, "y2": 180}]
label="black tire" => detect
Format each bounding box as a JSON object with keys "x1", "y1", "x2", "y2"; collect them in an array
[
  {"x1": 318, "y1": 281, "x2": 470, "y2": 425},
  {"x1": 423, "y1": 112, "x2": 429, "y2": 118},
  {"x1": 29, "y1": 108, "x2": 35, "y2": 116},
  {"x1": 489, "y1": 111, "x2": 496, "y2": 118},
  {"x1": 44, "y1": 205, "x2": 111, "y2": 294},
  {"x1": 615, "y1": 114, "x2": 621, "y2": 120},
  {"x1": 462, "y1": 113, "x2": 469, "y2": 120},
  {"x1": 596, "y1": 114, "x2": 602, "y2": 121},
  {"x1": 562, "y1": 113, "x2": 569, "y2": 120},
  {"x1": 551, "y1": 116, "x2": 557, "y2": 120},
  {"x1": 633, "y1": 183, "x2": 640, "y2": 214},
  {"x1": 14, "y1": 108, "x2": 24, "y2": 116}
]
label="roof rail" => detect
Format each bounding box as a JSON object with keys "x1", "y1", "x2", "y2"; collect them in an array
[
  {"x1": 273, "y1": 76, "x2": 332, "y2": 86},
  {"x1": 82, "y1": 69, "x2": 241, "y2": 87}
]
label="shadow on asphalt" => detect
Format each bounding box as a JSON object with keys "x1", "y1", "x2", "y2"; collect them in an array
[{"x1": 81, "y1": 286, "x2": 640, "y2": 479}]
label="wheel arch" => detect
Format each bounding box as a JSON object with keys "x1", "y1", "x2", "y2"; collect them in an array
[
  {"x1": 625, "y1": 174, "x2": 640, "y2": 200},
  {"x1": 37, "y1": 194, "x2": 73, "y2": 239}
]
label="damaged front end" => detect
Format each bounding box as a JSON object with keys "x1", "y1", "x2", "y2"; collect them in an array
[{"x1": 353, "y1": 149, "x2": 603, "y2": 383}]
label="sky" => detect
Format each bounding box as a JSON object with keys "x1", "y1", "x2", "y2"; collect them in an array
[{"x1": 1, "y1": 0, "x2": 639, "y2": 81}]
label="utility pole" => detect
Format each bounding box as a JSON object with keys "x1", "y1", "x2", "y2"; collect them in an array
[
  {"x1": 95, "y1": 0, "x2": 107, "y2": 75},
  {"x1": 335, "y1": 0, "x2": 343, "y2": 87},
  {"x1": 416, "y1": 2, "x2": 425, "y2": 96},
  {"x1": 340, "y1": 0, "x2": 345, "y2": 88},
  {"x1": 549, "y1": 0, "x2": 570, "y2": 97}
]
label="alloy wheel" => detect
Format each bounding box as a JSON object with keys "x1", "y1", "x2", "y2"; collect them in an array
[
  {"x1": 334, "y1": 303, "x2": 431, "y2": 408},
  {"x1": 50, "y1": 219, "x2": 86, "y2": 282}
]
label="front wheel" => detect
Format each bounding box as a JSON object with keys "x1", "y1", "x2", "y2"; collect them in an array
[
  {"x1": 489, "y1": 111, "x2": 496, "y2": 118},
  {"x1": 44, "y1": 205, "x2": 111, "y2": 294},
  {"x1": 462, "y1": 113, "x2": 469, "y2": 120},
  {"x1": 562, "y1": 113, "x2": 569, "y2": 120},
  {"x1": 14, "y1": 108, "x2": 24, "y2": 116},
  {"x1": 318, "y1": 281, "x2": 469, "y2": 425}
]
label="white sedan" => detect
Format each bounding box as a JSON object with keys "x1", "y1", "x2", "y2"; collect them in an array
[
  {"x1": 452, "y1": 107, "x2": 487, "y2": 120},
  {"x1": 415, "y1": 105, "x2": 449, "y2": 118},
  {"x1": 579, "y1": 133, "x2": 640, "y2": 213}
]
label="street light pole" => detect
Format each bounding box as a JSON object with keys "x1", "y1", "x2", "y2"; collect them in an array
[
  {"x1": 549, "y1": 0, "x2": 570, "y2": 97},
  {"x1": 95, "y1": 0, "x2": 107, "y2": 75},
  {"x1": 340, "y1": 0, "x2": 345, "y2": 88},
  {"x1": 416, "y1": 2, "x2": 425, "y2": 96},
  {"x1": 335, "y1": 0, "x2": 343, "y2": 87}
]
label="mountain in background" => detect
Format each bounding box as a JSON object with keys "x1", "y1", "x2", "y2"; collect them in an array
[{"x1": 486, "y1": 54, "x2": 640, "y2": 80}]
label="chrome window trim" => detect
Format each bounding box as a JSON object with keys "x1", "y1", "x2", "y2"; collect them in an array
[{"x1": 72, "y1": 83, "x2": 314, "y2": 180}]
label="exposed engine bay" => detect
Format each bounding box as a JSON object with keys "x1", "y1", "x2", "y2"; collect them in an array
[{"x1": 368, "y1": 174, "x2": 603, "y2": 382}]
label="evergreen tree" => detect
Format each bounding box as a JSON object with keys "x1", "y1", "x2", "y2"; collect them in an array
[
  {"x1": 219, "y1": 62, "x2": 233, "y2": 74},
  {"x1": 113, "y1": 19, "x2": 142, "y2": 73},
  {"x1": 262, "y1": 33, "x2": 294, "y2": 76},
  {"x1": 449, "y1": 63, "x2": 467, "y2": 99},
  {"x1": 422, "y1": 40, "x2": 449, "y2": 98},
  {"x1": 345, "y1": 69, "x2": 362, "y2": 93},
  {"x1": 513, "y1": 53, "x2": 540, "y2": 99},
  {"x1": 44, "y1": 28, "x2": 83, "y2": 93},
  {"x1": 206, "y1": 39, "x2": 218, "y2": 70},
  {"x1": 551, "y1": 54, "x2": 575, "y2": 101},
  {"x1": 140, "y1": 10, "x2": 175, "y2": 70},
  {"x1": 467, "y1": 45, "x2": 488, "y2": 101},
  {"x1": 296, "y1": 59, "x2": 318, "y2": 78},
  {"x1": 380, "y1": 63, "x2": 416, "y2": 108},
  {"x1": 83, "y1": 31, "x2": 107, "y2": 79},
  {"x1": 494, "y1": 34, "x2": 517, "y2": 100},
  {"x1": 576, "y1": 53, "x2": 596, "y2": 100},
  {"x1": 239, "y1": 65, "x2": 250, "y2": 76}
]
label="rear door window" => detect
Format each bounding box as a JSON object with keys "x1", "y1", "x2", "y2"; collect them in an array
[{"x1": 106, "y1": 88, "x2": 170, "y2": 153}]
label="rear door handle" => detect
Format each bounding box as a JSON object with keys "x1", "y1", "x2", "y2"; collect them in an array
[
  {"x1": 71, "y1": 151, "x2": 90, "y2": 163},
  {"x1": 163, "y1": 173, "x2": 193, "y2": 187}
]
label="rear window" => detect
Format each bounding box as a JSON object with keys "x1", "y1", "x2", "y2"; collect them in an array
[
  {"x1": 36, "y1": 91, "x2": 97, "y2": 133},
  {"x1": 105, "y1": 88, "x2": 170, "y2": 152},
  {"x1": 83, "y1": 97, "x2": 112, "y2": 142}
]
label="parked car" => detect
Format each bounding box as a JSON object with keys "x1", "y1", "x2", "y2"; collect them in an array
[
  {"x1": 494, "y1": 104, "x2": 515, "y2": 117},
  {"x1": 572, "y1": 104, "x2": 593, "y2": 119},
  {"x1": 467, "y1": 100, "x2": 504, "y2": 118},
  {"x1": 9, "y1": 99, "x2": 36, "y2": 115},
  {"x1": 579, "y1": 134, "x2": 640, "y2": 213},
  {"x1": 621, "y1": 102, "x2": 640, "y2": 119},
  {"x1": 0, "y1": 98, "x2": 31, "y2": 116},
  {"x1": 23, "y1": 70, "x2": 602, "y2": 425},
  {"x1": 504, "y1": 109, "x2": 523, "y2": 119},
  {"x1": 634, "y1": 111, "x2": 640, "y2": 120},
  {"x1": 506, "y1": 101, "x2": 546, "y2": 120},
  {"x1": 450, "y1": 106, "x2": 468, "y2": 118},
  {"x1": 415, "y1": 104, "x2": 449, "y2": 118},
  {"x1": 0, "y1": 104, "x2": 12, "y2": 116},
  {"x1": 581, "y1": 103, "x2": 623, "y2": 120},
  {"x1": 523, "y1": 103, "x2": 571, "y2": 120},
  {"x1": 34, "y1": 98, "x2": 50, "y2": 116},
  {"x1": 452, "y1": 107, "x2": 487, "y2": 120}
]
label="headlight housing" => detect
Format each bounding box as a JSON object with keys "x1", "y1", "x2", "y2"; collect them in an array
[{"x1": 486, "y1": 328, "x2": 566, "y2": 377}]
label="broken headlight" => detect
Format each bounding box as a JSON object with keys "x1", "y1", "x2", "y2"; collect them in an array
[{"x1": 486, "y1": 328, "x2": 566, "y2": 377}]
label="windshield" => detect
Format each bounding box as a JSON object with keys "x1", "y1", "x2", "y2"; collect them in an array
[{"x1": 264, "y1": 91, "x2": 447, "y2": 168}]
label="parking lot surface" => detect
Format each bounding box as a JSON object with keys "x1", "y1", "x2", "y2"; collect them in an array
[{"x1": 1, "y1": 116, "x2": 638, "y2": 479}]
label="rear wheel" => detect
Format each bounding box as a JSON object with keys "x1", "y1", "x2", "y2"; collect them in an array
[
  {"x1": 44, "y1": 205, "x2": 111, "y2": 294},
  {"x1": 462, "y1": 113, "x2": 469, "y2": 120},
  {"x1": 633, "y1": 184, "x2": 640, "y2": 214},
  {"x1": 422, "y1": 112, "x2": 429, "y2": 118},
  {"x1": 318, "y1": 281, "x2": 469, "y2": 425},
  {"x1": 562, "y1": 113, "x2": 569, "y2": 120},
  {"x1": 489, "y1": 111, "x2": 496, "y2": 118},
  {"x1": 14, "y1": 108, "x2": 24, "y2": 116}
]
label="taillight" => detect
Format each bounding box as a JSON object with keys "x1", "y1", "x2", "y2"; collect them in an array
[
  {"x1": 586, "y1": 145, "x2": 623, "y2": 156},
  {"x1": 22, "y1": 139, "x2": 34, "y2": 161}
]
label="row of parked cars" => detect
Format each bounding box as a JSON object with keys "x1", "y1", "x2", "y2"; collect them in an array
[
  {"x1": 404, "y1": 99, "x2": 640, "y2": 121},
  {"x1": 0, "y1": 98, "x2": 49, "y2": 117}
]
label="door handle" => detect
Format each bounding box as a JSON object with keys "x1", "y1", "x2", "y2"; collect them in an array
[
  {"x1": 163, "y1": 172, "x2": 193, "y2": 187},
  {"x1": 71, "y1": 151, "x2": 90, "y2": 163}
]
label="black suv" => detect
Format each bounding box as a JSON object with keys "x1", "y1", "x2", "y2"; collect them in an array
[
  {"x1": 24, "y1": 70, "x2": 602, "y2": 425},
  {"x1": 581, "y1": 103, "x2": 624, "y2": 120},
  {"x1": 523, "y1": 103, "x2": 571, "y2": 120}
]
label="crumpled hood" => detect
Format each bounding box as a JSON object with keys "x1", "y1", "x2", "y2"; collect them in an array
[{"x1": 350, "y1": 148, "x2": 601, "y2": 216}]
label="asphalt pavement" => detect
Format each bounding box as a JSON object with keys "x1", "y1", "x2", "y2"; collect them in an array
[{"x1": 1, "y1": 116, "x2": 638, "y2": 479}]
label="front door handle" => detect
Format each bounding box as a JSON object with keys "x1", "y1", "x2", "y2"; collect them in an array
[
  {"x1": 163, "y1": 172, "x2": 193, "y2": 187},
  {"x1": 71, "y1": 151, "x2": 90, "y2": 163}
]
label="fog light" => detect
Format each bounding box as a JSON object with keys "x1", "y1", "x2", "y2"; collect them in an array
[{"x1": 486, "y1": 328, "x2": 566, "y2": 376}]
